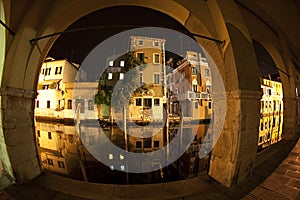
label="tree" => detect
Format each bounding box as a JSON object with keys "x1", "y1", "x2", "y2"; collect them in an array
[
  {"x1": 111, "y1": 51, "x2": 144, "y2": 113},
  {"x1": 95, "y1": 51, "x2": 144, "y2": 116}
]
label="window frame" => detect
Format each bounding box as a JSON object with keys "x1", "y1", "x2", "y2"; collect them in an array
[
  {"x1": 154, "y1": 98, "x2": 160, "y2": 106},
  {"x1": 137, "y1": 52, "x2": 144, "y2": 62},
  {"x1": 136, "y1": 98, "x2": 142, "y2": 106},
  {"x1": 153, "y1": 41, "x2": 159, "y2": 47},
  {"x1": 154, "y1": 73, "x2": 160, "y2": 84},
  {"x1": 153, "y1": 53, "x2": 160, "y2": 64},
  {"x1": 205, "y1": 68, "x2": 210, "y2": 77},
  {"x1": 137, "y1": 40, "x2": 144, "y2": 46},
  {"x1": 108, "y1": 73, "x2": 113, "y2": 80}
]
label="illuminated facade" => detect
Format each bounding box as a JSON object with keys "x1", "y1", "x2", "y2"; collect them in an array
[
  {"x1": 167, "y1": 51, "x2": 212, "y2": 121},
  {"x1": 35, "y1": 58, "x2": 98, "y2": 121},
  {"x1": 128, "y1": 36, "x2": 167, "y2": 123},
  {"x1": 258, "y1": 78, "x2": 283, "y2": 150}
]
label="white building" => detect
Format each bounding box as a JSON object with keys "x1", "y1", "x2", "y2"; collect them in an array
[{"x1": 35, "y1": 58, "x2": 98, "y2": 121}]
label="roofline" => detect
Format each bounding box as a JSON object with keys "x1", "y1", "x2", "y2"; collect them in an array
[{"x1": 43, "y1": 58, "x2": 80, "y2": 70}]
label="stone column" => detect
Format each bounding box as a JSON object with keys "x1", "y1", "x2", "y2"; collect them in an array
[
  {"x1": 1, "y1": 87, "x2": 41, "y2": 183},
  {"x1": 209, "y1": 90, "x2": 261, "y2": 187},
  {"x1": 204, "y1": 0, "x2": 262, "y2": 187},
  {"x1": 283, "y1": 97, "x2": 298, "y2": 140}
]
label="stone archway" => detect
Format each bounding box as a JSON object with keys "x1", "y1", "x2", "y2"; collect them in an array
[
  {"x1": 253, "y1": 37, "x2": 297, "y2": 141},
  {"x1": 237, "y1": 0, "x2": 298, "y2": 142},
  {"x1": 2, "y1": 0, "x2": 262, "y2": 188},
  {"x1": 0, "y1": 0, "x2": 15, "y2": 185}
]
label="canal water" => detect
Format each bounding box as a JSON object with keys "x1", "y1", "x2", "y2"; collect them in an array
[{"x1": 35, "y1": 120, "x2": 212, "y2": 184}]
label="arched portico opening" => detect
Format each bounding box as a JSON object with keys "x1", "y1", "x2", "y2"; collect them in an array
[{"x1": 2, "y1": 0, "x2": 263, "y2": 190}]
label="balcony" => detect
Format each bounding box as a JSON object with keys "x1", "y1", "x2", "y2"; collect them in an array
[
  {"x1": 169, "y1": 91, "x2": 211, "y2": 101},
  {"x1": 187, "y1": 91, "x2": 211, "y2": 101}
]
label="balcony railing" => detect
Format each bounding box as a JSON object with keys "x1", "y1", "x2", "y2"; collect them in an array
[
  {"x1": 169, "y1": 90, "x2": 211, "y2": 101},
  {"x1": 188, "y1": 91, "x2": 211, "y2": 101}
]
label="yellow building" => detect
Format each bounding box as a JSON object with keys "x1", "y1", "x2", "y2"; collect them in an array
[
  {"x1": 35, "y1": 122, "x2": 79, "y2": 175},
  {"x1": 258, "y1": 78, "x2": 283, "y2": 150},
  {"x1": 128, "y1": 36, "x2": 167, "y2": 123}
]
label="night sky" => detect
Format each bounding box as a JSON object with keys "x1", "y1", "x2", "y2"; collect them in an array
[
  {"x1": 48, "y1": 6, "x2": 280, "y2": 81},
  {"x1": 48, "y1": 6, "x2": 194, "y2": 64}
]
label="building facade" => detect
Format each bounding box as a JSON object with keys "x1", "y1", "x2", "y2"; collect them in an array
[
  {"x1": 128, "y1": 36, "x2": 167, "y2": 123},
  {"x1": 35, "y1": 58, "x2": 98, "y2": 121},
  {"x1": 258, "y1": 78, "x2": 283, "y2": 150},
  {"x1": 167, "y1": 51, "x2": 212, "y2": 121}
]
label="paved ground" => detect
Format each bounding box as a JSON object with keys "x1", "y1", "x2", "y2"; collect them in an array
[
  {"x1": 242, "y1": 139, "x2": 300, "y2": 200},
  {"x1": 1, "y1": 138, "x2": 299, "y2": 200}
]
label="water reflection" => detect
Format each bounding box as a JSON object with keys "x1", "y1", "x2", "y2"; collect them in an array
[{"x1": 35, "y1": 121, "x2": 211, "y2": 184}]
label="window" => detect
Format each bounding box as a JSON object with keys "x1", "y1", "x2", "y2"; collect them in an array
[
  {"x1": 119, "y1": 73, "x2": 124, "y2": 80},
  {"x1": 136, "y1": 98, "x2": 142, "y2": 106},
  {"x1": 206, "y1": 86, "x2": 211, "y2": 92},
  {"x1": 208, "y1": 101, "x2": 212, "y2": 109},
  {"x1": 259, "y1": 136, "x2": 263, "y2": 143},
  {"x1": 205, "y1": 69, "x2": 210, "y2": 76},
  {"x1": 48, "y1": 132, "x2": 52, "y2": 139},
  {"x1": 120, "y1": 165, "x2": 125, "y2": 171},
  {"x1": 154, "y1": 74, "x2": 160, "y2": 84},
  {"x1": 154, "y1": 99, "x2": 160, "y2": 106},
  {"x1": 45, "y1": 68, "x2": 51, "y2": 75},
  {"x1": 144, "y1": 138, "x2": 152, "y2": 148},
  {"x1": 47, "y1": 158, "x2": 54, "y2": 166},
  {"x1": 67, "y1": 100, "x2": 72, "y2": 109},
  {"x1": 47, "y1": 100, "x2": 50, "y2": 108},
  {"x1": 36, "y1": 100, "x2": 39, "y2": 108},
  {"x1": 139, "y1": 72, "x2": 143, "y2": 84},
  {"x1": 137, "y1": 40, "x2": 144, "y2": 46},
  {"x1": 69, "y1": 135, "x2": 74, "y2": 143},
  {"x1": 181, "y1": 71, "x2": 185, "y2": 80},
  {"x1": 137, "y1": 52, "x2": 144, "y2": 62},
  {"x1": 109, "y1": 60, "x2": 114, "y2": 67},
  {"x1": 55, "y1": 66, "x2": 62, "y2": 75},
  {"x1": 88, "y1": 100, "x2": 93, "y2": 110},
  {"x1": 41, "y1": 69, "x2": 44, "y2": 75},
  {"x1": 192, "y1": 67, "x2": 197, "y2": 75},
  {"x1": 144, "y1": 98, "x2": 152, "y2": 108},
  {"x1": 136, "y1": 141, "x2": 142, "y2": 148},
  {"x1": 75, "y1": 99, "x2": 85, "y2": 113},
  {"x1": 153, "y1": 54, "x2": 160, "y2": 64},
  {"x1": 153, "y1": 41, "x2": 159, "y2": 47},
  {"x1": 108, "y1": 73, "x2": 113, "y2": 80},
  {"x1": 120, "y1": 60, "x2": 125, "y2": 67},
  {"x1": 194, "y1": 101, "x2": 198, "y2": 109},
  {"x1": 192, "y1": 84, "x2": 198, "y2": 92},
  {"x1": 43, "y1": 85, "x2": 49, "y2": 90},
  {"x1": 154, "y1": 141, "x2": 159, "y2": 148},
  {"x1": 37, "y1": 130, "x2": 40, "y2": 137},
  {"x1": 58, "y1": 161, "x2": 65, "y2": 169}
]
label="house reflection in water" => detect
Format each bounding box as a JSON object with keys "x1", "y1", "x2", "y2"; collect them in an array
[{"x1": 35, "y1": 121, "x2": 211, "y2": 183}]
